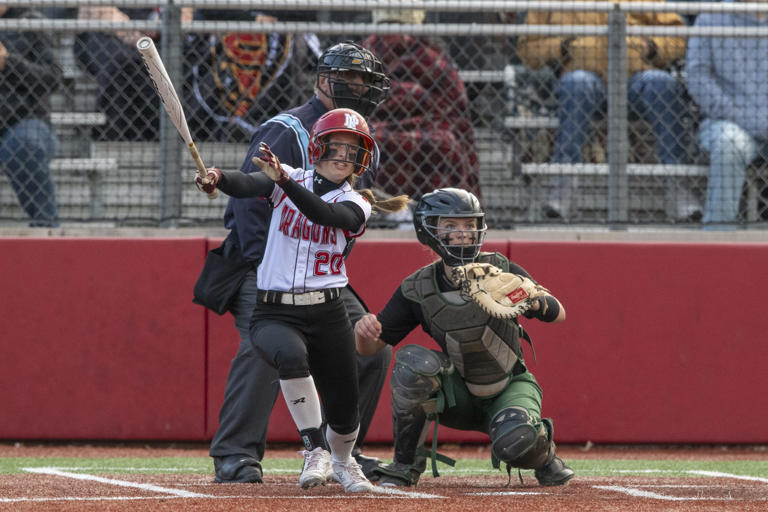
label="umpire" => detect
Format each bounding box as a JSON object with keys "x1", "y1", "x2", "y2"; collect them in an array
[{"x1": 209, "y1": 41, "x2": 392, "y2": 483}]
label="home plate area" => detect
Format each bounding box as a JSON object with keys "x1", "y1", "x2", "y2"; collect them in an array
[{"x1": 4, "y1": 470, "x2": 768, "y2": 512}]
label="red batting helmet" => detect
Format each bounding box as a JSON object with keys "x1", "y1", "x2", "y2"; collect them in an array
[{"x1": 308, "y1": 108, "x2": 374, "y2": 176}]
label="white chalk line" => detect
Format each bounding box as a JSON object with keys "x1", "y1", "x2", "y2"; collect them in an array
[
  {"x1": 594, "y1": 485, "x2": 722, "y2": 501},
  {"x1": 22, "y1": 467, "x2": 211, "y2": 498},
  {"x1": 17, "y1": 465, "x2": 768, "y2": 504},
  {"x1": 0, "y1": 496, "x2": 203, "y2": 503},
  {"x1": 465, "y1": 491, "x2": 547, "y2": 496},
  {"x1": 594, "y1": 469, "x2": 768, "y2": 501},
  {"x1": 18, "y1": 466, "x2": 441, "y2": 502}
]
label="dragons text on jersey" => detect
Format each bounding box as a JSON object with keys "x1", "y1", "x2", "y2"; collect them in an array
[{"x1": 258, "y1": 164, "x2": 372, "y2": 293}]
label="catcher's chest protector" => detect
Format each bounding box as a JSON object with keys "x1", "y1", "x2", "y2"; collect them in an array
[{"x1": 401, "y1": 254, "x2": 523, "y2": 397}]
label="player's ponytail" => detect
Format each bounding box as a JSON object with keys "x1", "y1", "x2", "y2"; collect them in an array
[{"x1": 358, "y1": 188, "x2": 410, "y2": 213}]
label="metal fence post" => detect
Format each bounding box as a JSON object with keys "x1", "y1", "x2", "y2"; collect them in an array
[
  {"x1": 607, "y1": 4, "x2": 629, "y2": 225},
  {"x1": 158, "y1": 3, "x2": 183, "y2": 224}
]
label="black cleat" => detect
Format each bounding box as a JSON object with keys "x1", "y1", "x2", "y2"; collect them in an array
[
  {"x1": 373, "y1": 462, "x2": 421, "y2": 487},
  {"x1": 213, "y1": 455, "x2": 263, "y2": 483},
  {"x1": 534, "y1": 456, "x2": 574, "y2": 486},
  {"x1": 352, "y1": 447, "x2": 384, "y2": 481}
]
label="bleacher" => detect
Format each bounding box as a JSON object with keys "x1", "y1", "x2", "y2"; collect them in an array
[{"x1": 3, "y1": 11, "x2": 765, "y2": 227}]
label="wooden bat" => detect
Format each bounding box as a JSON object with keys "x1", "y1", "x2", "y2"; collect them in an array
[{"x1": 136, "y1": 36, "x2": 217, "y2": 199}]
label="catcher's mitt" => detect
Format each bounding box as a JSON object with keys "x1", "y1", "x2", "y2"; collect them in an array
[{"x1": 452, "y1": 262, "x2": 549, "y2": 319}]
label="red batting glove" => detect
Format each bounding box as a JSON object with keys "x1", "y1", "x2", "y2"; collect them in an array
[
  {"x1": 252, "y1": 142, "x2": 289, "y2": 184},
  {"x1": 195, "y1": 167, "x2": 221, "y2": 195}
]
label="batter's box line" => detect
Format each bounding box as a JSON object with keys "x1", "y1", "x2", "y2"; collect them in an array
[
  {"x1": 21, "y1": 467, "x2": 211, "y2": 498},
  {"x1": 21, "y1": 466, "x2": 446, "y2": 500},
  {"x1": 595, "y1": 471, "x2": 768, "y2": 502},
  {"x1": 594, "y1": 485, "x2": 730, "y2": 502}
]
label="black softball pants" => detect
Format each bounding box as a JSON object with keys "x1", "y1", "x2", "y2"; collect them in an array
[{"x1": 249, "y1": 296, "x2": 360, "y2": 435}]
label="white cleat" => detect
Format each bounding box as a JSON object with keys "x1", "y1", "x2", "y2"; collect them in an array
[
  {"x1": 299, "y1": 448, "x2": 332, "y2": 489},
  {"x1": 333, "y1": 459, "x2": 374, "y2": 493}
]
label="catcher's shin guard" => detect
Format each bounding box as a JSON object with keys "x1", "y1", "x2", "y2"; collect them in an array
[
  {"x1": 489, "y1": 407, "x2": 554, "y2": 470},
  {"x1": 388, "y1": 345, "x2": 449, "y2": 465}
]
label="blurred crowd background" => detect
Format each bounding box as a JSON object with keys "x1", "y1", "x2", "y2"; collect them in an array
[{"x1": 2, "y1": 1, "x2": 767, "y2": 231}]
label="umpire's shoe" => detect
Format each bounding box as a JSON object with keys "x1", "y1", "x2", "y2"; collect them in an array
[
  {"x1": 534, "y1": 456, "x2": 574, "y2": 486},
  {"x1": 352, "y1": 447, "x2": 383, "y2": 480},
  {"x1": 213, "y1": 455, "x2": 263, "y2": 483}
]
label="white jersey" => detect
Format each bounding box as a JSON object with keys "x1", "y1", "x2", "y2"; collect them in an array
[{"x1": 257, "y1": 164, "x2": 372, "y2": 292}]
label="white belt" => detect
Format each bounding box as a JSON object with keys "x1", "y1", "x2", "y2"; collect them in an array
[
  {"x1": 259, "y1": 288, "x2": 341, "y2": 306},
  {"x1": 279, "y1": 290, "x2": 327, "y2": 306}
]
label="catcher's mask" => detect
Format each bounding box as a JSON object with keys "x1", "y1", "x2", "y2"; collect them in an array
[
  {"x1": 316, "y1": 41, "x2": 390, "y2": 117},
  {"x1": 414, "y1": 188, "x2": 487, "y2": 266},
  {"x1": 309, "y1": 108, "x2": 375, "y2": 176}
]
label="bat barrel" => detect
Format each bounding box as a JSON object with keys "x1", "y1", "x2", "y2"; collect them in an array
[{"x1": 136, "y1": 37, "x2": 153, "y2": 51}]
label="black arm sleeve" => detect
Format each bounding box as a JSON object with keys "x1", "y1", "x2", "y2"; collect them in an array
[
  {"x1": 217, "y1": 170, "x2": 275, "y2": 198},
  {"x1": 377, "y1": 286, "x2": 423, "y2": 345},
  {"x1": 279, "y1": 180, "x2": 366, "y2": 232}
]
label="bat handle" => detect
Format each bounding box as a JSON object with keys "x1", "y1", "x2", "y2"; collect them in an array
[{"x1": 188, "y1": 142, "x2": 218, "y2": 200}]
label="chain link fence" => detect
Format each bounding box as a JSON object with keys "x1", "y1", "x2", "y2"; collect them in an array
[{"x1": 2, "y1": 1, "x2": 767, "y2": 229}]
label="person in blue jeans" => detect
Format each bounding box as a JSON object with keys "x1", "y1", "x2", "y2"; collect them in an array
[
  {"x1": 0, "y1": 6, "x2": 60, "y2": 227},
  {"x1": 685, "y1": 0, "x2": 768, "y2": 230},
  {"x1": 517, "y1": 1, "x2": 690, "y2": 220}
]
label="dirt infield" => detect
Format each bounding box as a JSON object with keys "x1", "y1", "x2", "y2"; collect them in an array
[{"x1": 2, "y1": 443, "x2": 767, "y2": 512}]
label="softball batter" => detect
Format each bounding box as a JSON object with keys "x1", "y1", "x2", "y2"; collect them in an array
[{"x1": 196, "y1": 108, "x2": 407, "y2": 492}]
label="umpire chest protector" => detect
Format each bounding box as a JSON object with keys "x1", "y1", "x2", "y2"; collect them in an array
[{"x1": 401, "y1": 253, "x2": 523, "y2": 397}]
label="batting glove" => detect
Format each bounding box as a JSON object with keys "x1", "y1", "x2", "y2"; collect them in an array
[
  {"x1": 195, "y1": 167, "x2": 221, "y2": 195},
  {"x1": 252, "y1": 142, "x2": 289, "y2": 184}
]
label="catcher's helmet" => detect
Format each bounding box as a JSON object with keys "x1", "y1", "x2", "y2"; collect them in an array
[
  {"x1": 414, "y1": 188, "x2": 487, "y2": 266},
  {"x1": 316, "y1": 41, "x2": 390, "y2": 117},
  {"x1": 308, "y1": 108, "x2": 375, "y2": 176}
]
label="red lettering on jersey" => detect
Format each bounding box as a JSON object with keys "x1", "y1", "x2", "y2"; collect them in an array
[
  {"x1": 279, "y1": 205, "x2": 295, "y2": 235},
  {"x1": 311, "y1": 224, "x2": 321, "y2": 242},
  {"x1": 301, "y1": 217, "x2": 311, "y2": 240},
  {"x1": 321, "y1": 226, "x2": 330, "y2": 244},
  {"x1": 330, "y1": 229, "x2": 337, "y2": 245},
  {"x1": 314, "y1": 251, "x2": 329, "y2": 275},
  {"x1": 314, "y1": 251, "x2": 343, "y2": 275},
  {"x1": 290, "y1": 213, "x2": 304, "y2": 239},
  {"x1": 330, "y1": 253, "x2": 343, "y2": 274}
]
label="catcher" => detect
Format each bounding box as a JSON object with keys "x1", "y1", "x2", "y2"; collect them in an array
[{"x1": 354, "y1": 187, "x2": 574, "y2": 487}]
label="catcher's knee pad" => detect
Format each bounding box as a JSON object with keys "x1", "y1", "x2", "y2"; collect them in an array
[
  {"x1": 489, "y1": 407, "x2": 541, "y2": 465},
  {"x1": 391, "y1": 345, "x2": 452, "y2": 415},
  {"x1": 491, "y1": 408, "x2": 554, "y2": 470}
]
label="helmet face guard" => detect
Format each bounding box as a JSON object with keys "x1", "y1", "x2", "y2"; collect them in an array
[
  {"x1": 316, "y1": 41, "x2": 390, "y2": 117},
  {"x1": 316, "y1": 141, "x2": 373, "y2": 176},
  {"x1": 308, "y1": 108, "x2": 375, "y2": 176},
  {"x1": 414, "y1": 188, "x2": 488, "y2": 266}
]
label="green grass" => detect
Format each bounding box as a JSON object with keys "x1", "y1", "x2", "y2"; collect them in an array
[{"x1": 2, "y1": 456, "x2": 768, "y2": 479}]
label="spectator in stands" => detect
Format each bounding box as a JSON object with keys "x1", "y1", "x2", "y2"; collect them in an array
[
  {"x1": 517, "y1": 0, "x2": 690, "y2": 219},
  {"x1": 77, "y1": 6, "x2": 224, "y2": 142},
  {"x1": 672, "y1": 0, "x2": 714, "y2": 26},
  {"x1": 363, "y1": 6, "x2": 481, "y2": 211},
  {"x1": 74, "y1": 6, "x2": 183, "y2": 141},
  {"x1": 0, "y1": 6, "x2": 61, "y2": 227},
  {"x1": 185, "y1": 9, "x2": 319, "y2": 142},
  {"x1": 685, "y1": 1, "x2": 768, "y2": 230}
]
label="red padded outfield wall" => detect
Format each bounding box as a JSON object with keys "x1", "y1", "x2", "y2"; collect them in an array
[
  {"x1": 0, "y1": 238, "x2": 207, "y2": 440},
  {"x1": 2, "y1": 237, "x2": 767, "y2": 443}
]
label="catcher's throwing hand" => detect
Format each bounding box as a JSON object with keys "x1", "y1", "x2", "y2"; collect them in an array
[
  {"x1": 452, "y1": 262, "x2": 549, "y2": 320},
  {"x1": 194, "y1": 167, "x2": 221, "y2": 195},
  {"x1": 252, "y1": 142, "x2": 289, "y2": 184},
  {"x1": 354, "y1": 313, "x2": 384, "y2": 355},
  {"x1": 354, "y1": 313, "x2": 382, "y2": 341}
]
